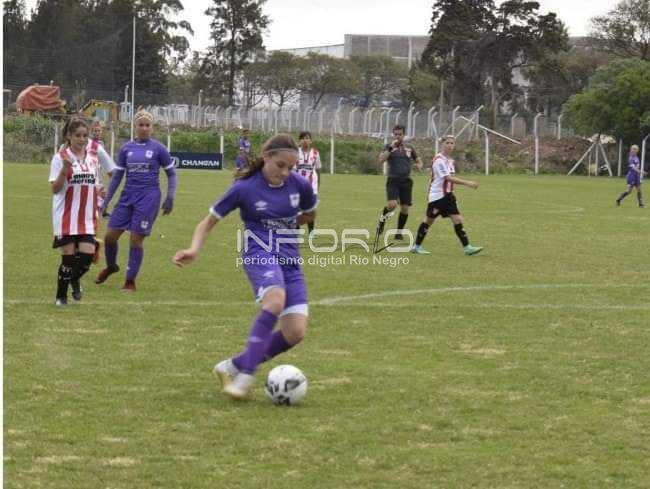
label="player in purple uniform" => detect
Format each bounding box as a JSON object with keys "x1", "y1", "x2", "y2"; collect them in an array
[
  {"x1": 95, "y1": 110, "x2": 178, "y2": 291},
  {"x1": 172, "y1": 134, "x2": 317, "y2": 400},
  {"x1": 616, "y1": 145, "x2": 645, "y2": 207},
  {"x1": 235, "y1": 128, "x2": 252, "y2": 169}
]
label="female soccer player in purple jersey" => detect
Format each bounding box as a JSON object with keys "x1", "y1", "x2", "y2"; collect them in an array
[
  {"x1": 95, "y1": 110, "x2": 177, "y2": 291},
  {"x1": 172, "y1": 134, "x2": 318, "y2": 400},
  {"x1": 616, "y1": 145, "x2": 645, "y2": 207}
]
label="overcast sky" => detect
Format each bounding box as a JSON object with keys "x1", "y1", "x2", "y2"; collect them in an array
[{"x1": 22, "y1": 0, "x2": 616, "y2": 52}]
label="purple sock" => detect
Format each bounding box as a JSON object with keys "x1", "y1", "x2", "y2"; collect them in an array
[
  {"x1": 232, "y1": 310, "x2": 278, "y2": 374},
  {"x1": 105, "y1": 241, "x2": 118, "y2": 267},
  {"x1": 263, "y1": 330, "x2": 292, "y2": 362},
  {"x1": 126, "y1": 246, "x2": 143, "y2": 281}
]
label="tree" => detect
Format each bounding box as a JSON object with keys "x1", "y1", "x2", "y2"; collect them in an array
[
  {"x1": 402, "y1": 66, "x2": 441, "y2": 109},
  {"x1": 349, "y1": 55, "x2": 407, "y2": 107},
  {"x1": 524, "y1": 45, "x2": 611, "y2": 115},
  {"x1": 261, "y1": 51, "x2": 301, "y2": 107},
  {"x1": 3, "y1": 0, "x2": 27, "y2": 83},
  {"x1": 421, "y1": 0, "x2": 568, "y2": 125},
  {"x1": 298, "y1": 53, "x2": 358, "y2": 109},
  {"x1": 202, "y1": 0, "x2": 269, "y2": 106},
  {"x1": 240, "y1": 59, "x2": 268, "y2": 109},
  {"x1": 564, "y1": 59, "x2": 650, "y2": 142},
  {"x1": 591, "y1": 0, "x2": 650, "y2": 61}
]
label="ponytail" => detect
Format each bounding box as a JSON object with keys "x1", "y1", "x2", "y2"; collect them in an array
[{"x1": 234, "y1": 133, "x2": 298, "y2": 180}]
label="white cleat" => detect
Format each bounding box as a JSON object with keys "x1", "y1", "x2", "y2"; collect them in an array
[
  {"x1": 223, "y1": 373, "x2": 255, "y2": 400},
  {"x1": 213, "y1": 358, "x2": 239, "y2": 389}
]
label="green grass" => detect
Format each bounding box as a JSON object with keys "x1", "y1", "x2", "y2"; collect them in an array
[{"x1": 4, "y1": 162, "x2": 650, "y2": 488}]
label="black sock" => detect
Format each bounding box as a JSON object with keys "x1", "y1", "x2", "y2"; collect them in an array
[
  {"x1": 73, "y1": 252, "x2": 94, "y2": 282},
  {"x1": 415, "y1": 222, "x2": 430, "y2": 246},
  {"x1": 56, "y1": 255, "x2": 75, "y2": 299},
  {"x1": 381, "y1": 207, "x2": 391, "y2": 218},
  {"x1": 618, "y1": 190, "x2": 630, "y2": 202},
  {"x1": 397, "y1": 212, "x2": 408, "y2": 231},
  {"x1": 307, "y1": 221, "x2": 315, "y2": 234},
  {"x1": 638, "y1": 191, "x2": 644, "y2": 206},
  {"x1": 454, "y1": 223, "x2": 469, "y2": 247}
]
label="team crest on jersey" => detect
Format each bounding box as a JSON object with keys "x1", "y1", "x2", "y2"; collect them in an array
[
  {"x1": 145, "y1": 150, "x2": 153, "y2": 159},
  {"x1": 289, "y1": 193, "x2": 300, "y2": 208},
  {"x1": 127, "y1": 151, "x2": 133, "y2": 157},
  {"x1": 263, "y1": 271, "x2": 275, "y2": 279},
  {"x1": 140, "y1": 220, "x2": 149, "y2": 230},
  {"x1": 255, "y1": 200, "x2": 268, "y2": 211}
]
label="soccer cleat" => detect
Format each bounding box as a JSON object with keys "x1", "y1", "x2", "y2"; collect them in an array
[
  {"x1": 616, "y1": 199, "x2": 621, "y2": 206},
  {"x1": 55, "y1": 297, "x2": 68, "y2": 307},
  {"x1": 94, "y1": 264, "x2": 119, "y2": 284},
  {"x1": 464, "y1": 245, "x2": 484, "y2": 256},
  {"x1": 71, "y1": 280, "x2": 83, "y2": 301},
  {"x1": 410, "y1": 245, "x2": 431, "y2": 255},
  {"x1": 121, "y1": 279, "x2": 136, "y2": 292},
  {"x1": 213, "y1": 359, "x2": 239, "y2": 389},
  {"x1": 223, "y1": 373, "x2": 255, "y2": 400}
]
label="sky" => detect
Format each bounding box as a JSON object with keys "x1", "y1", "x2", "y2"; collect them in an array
[{"x1": 21, "y1": 0, "x2": 616, "y2": 53}]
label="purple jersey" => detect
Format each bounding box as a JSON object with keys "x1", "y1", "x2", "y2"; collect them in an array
[
  {"x1": 627, "y1": 155, "x2": 641, "y2": 185},
  {"x1": 211, "y1": 171, "x2": 318, "y2": 259},
  {"x1": 238, "y1": 137, "x2": 251, "y2": 154},
  {"x1": 117, "y1": 138, "x2": 173, "y2": 191}
]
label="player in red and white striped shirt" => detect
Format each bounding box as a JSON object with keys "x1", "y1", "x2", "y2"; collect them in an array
[
  {"x1": 411, "y1": 135, "x2": 483, "y2": 256},
  {"x1": 49, "y1": 118, "x2": 116, "y2": 305},
  {"x1": 294, "y1": 131, "x2": 321, "y2": 235}
]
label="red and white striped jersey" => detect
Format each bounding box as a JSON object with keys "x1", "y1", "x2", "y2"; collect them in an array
[
  {"x1": 295, "y1": 147, "x2": 321, "y2": 195},
  {"x1": 49, "y1": 141, "x2": 115, "y2": 237},
  {"x1": 427, "y1": 153, "x2": 455, "y2": 202}
]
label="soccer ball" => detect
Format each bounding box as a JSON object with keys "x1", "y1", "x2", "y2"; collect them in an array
[{"x1": 265, "y1": 365, "x2": 308, "y2": 406}]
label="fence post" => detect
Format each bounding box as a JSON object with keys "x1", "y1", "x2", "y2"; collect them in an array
[
  {"x1": 53, "y1": 122, "x2": 59, "y2": 154},
  {"x1": 484, "y1": 129, "x2": 490, "y2": 176},
  {"x1": 472, "y1": 105, "x2": 484, "y2": 141},
  {"x1": 412, "y1": 111, "x2": 420, "y2": 138},
  {"x1": 427, "y1": 106, "x2": 436, "y2": 138},
  {"x1": 166, "y1": 125, "x2": 171, "y2": 151},
  {"x1": 330, "y1": 133, "x2": 335, "y2": 174},
  {"x1": 510, "y1": 113, "x2": 518, "y2": 138},
  {"x1": 349, "y1": 107, "x2": 359, "y2": 134},
  {"x1": 451, "y1": 106, "x2": 460, "y2": 135},
  {"x1": 431, "y1": 112, "x2": 439, "y2": 155},
  {"x1": 618, "y1": 139, "x2": 623, "y2": 177},
  {"x1": 534, "y1": 113, "x2": 543, "y2": 175},
  {"x1": 557, "y1": 113, "x2": 564, "y2": 140},
  {"x1": 220, "y1": 130, "x2": 224, "y2": 159},
  {"x1": 642, "y1": 134, "x2": 650, "y2": 184},
  {"x1": 109, "y1": 124, "x2": 115, "y2": 159}
]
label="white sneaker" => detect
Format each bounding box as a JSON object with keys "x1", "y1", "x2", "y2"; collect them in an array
[
  {"x1": 223, "y1": 373, "x2": 255, "y2": 400},
  {"x1": 213, "y1": 358, "x2": 239, "y2": 389}
]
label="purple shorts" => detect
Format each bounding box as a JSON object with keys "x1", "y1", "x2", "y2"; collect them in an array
[
  {"x1": 108, "y1": 188, "x2": 161, "y2": 236},
  {"x1": 627, "y1": 174, "x2": 641, "y2": 187},
  {"x1": 242, "y1": 252, "x2": 308, "y2": 316}
]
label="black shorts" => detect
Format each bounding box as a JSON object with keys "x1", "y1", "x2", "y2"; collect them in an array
[
  {"x1": 426, "y1": 193, "x2": 459, "y2": 218},
  {"x1": 386, "y1": 177, "x2": 413, "y2": 206},
  {"x1": 52, "y1": 234, "x2": 96, "y2": 249}
]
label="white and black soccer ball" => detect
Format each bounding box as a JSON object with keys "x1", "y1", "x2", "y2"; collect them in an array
[{"x1": 265, "y1": 365, "x2": 308, "y2": 406}]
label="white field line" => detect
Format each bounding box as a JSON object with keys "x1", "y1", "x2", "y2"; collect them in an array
[{"x1": 4, "y1": 283, "x2": 647, "y2": 308}]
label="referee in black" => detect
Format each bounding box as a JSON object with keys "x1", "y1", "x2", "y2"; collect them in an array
[{"x1": 377, "y1": 124, "x2": 423, "y2": 240}]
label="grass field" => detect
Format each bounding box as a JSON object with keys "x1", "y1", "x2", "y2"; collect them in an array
[{"x1": 4, "y1": 162, "x2": 650, "y2": 488}]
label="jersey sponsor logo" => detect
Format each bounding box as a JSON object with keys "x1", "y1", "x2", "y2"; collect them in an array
[
  {"x1": 263, "y1": 270, "x2": 275, "y2": 279},
  {"x1": 290, "y1": 193, "x2": 300, "y2": 208},
  {"x1": 255, "y1": 200, "x2": 268, "y2": 212},
  {"x1": 140, "y1": 220, "x2": 149, "y2": 230}
]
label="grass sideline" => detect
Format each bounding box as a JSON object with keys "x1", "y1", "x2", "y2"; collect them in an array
[{"x1": 4, "y1": 162, "x2": 650, "y2": 488}]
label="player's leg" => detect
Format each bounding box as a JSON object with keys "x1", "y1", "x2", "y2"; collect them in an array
[
  {"x1": 450, "y1": 213, "x2": 483, "y2": 255},
  {"x1": 617, "y1": 185, "x2": 633, "y2": 205},
  {"x1": 70, "y1": 239, "x2": 96, "y2": 301},
  {"x1": 121, "y1": 192, "x2": 161, "y2": 291},
  {"x1": 636, "y1": 184, "x2": 644, "y2": 207},
  {"x1": 412, "y1": 204, "x2": 437, "y2": 254},
  {"x1": 55, "y1": 241, "x2": 76, "y2": 305},
  {"x1": 96, "y1": 200, "x2": 130, "y2": 284},
  {"x1": 378, "y1": 179, "x2": 399, "y2": 235},
  {"x1": 395, "y1": 179, "x2": 413, "y2": 239}
]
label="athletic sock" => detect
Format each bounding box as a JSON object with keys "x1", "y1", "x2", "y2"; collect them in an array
[
  {"x1": 380, "y1": 207, "x2": 391, "y2": 220},
  {"x1": 232, "y1": 310, "x2": 278, "y2": 374},
  {"x1": 454, "y1": 223, "x2": 469, "y2": 247},
  {"x1": 307, "y1": 221, "x2": 315, "y2": 234},
  {"x1": 637, "y1": 190, "x2": 644, "y2": 206},
  {"x1": 72, "y1": 252, "x2": 94, "y2": 281},
  {"x1": 126, "y1": 247, "x2": 144, "y2": 281},
  {"x1": 263, "y1": 330, "x2": 293, "y2": 362},
  {"x1": 56, "y1": 255, "x2": 75, "y2": 299},
  {"x1": 415, "y1": 222, "x2": 430, "y2": 246},
  {"x1": 397, "y1": 212, "x2": 408, "y2": 231},
  {"x1": 105, "y1": 241, "x2": 118, "y2": 268}
]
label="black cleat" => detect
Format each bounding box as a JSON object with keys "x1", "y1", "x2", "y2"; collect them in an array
[{"x1": 71, "y1": 279, "x2": 83, "y2": 301}]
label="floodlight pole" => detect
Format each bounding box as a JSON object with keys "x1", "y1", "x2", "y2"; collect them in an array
[{"x1": 130, "y1": 15, "x2": 136, "y2": 141}]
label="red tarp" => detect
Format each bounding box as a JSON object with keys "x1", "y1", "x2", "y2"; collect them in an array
[{"x1": 16, "y1": 85, "x2": 65, "y2": 112}]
